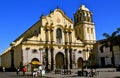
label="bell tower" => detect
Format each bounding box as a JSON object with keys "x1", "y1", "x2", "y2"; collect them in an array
[{"x1": 74, "y1": 4, "x2": 96, "y2": 44}]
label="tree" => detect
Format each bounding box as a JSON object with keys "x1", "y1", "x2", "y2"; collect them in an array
[
  {"x1": 116, "y1": 35, "x2": 120, "y2": 50},
  {"x1": 115, "y1": 28, "x2": 120, "y2": 50},
  {"x1": 101, "y1": 30, "x2": 119, "y2": 67}
]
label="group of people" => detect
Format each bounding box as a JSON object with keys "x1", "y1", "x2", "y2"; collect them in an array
[
  {"x1": 16, "y1": 66, "x2": 26, "y2": 76},
  {"x1": 33, "y1": 65, "x2": 43, "y2": 77},
  {"x1": 1, "y1": 66, "x2": 26, "y2": 76},
  {"x1": 2, "y1": 66, "x2": 44, "y2": 77},
  {"x1": 16, "y1": 66, "x2": 43, "y2": 76}
]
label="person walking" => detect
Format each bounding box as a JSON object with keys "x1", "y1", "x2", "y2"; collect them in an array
[
  {"x1": 2, "y1": 67, "x2": 5, "y2": 72},
  {"x1": 22, "y1": 66, "x2": 26, "y2": 76},
  {"x1": 16, "y1": 66, "x2": 20, "y2": 75},
  {"x1": 38, "y1": 65, "x2": 43, "y2": 76}
]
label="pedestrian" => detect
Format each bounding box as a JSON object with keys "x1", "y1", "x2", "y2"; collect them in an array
[
  {"x1": 33, "y1": 71, "x2": 38, "y2": 77},
  {"x1": 38, "y1": 65, "x2": 42, "y2": 76},
  {"x1": 2, "y1": 67, "x2": 5, "y2": 72},
  {"x1": 16, "y1": 66, "x2": 20, "y2": 75},
  {"x1": 22, "y1": 66, "x2": 26, "y2": 76},
  {"x1": 90, "y1": 68, "x2": 94, "y2": 77}
]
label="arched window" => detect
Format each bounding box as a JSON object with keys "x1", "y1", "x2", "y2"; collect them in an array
[
  {"x1": 91, "y1": 28, "x2": 93, "y2": 34},
  {"x1": 87, "y1": 28, "x2": 90, "y2": 33},
  {"x1": 56, "y1": 28, "x2": 62, "y2": 44}
]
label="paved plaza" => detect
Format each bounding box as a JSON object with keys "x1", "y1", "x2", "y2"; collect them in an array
[
  {"x1": 0, "y1": 69, "x2": 120, "y2": 78},
  {"x1": 46, "y1": 71, "x2": 120, "y2": 78}
]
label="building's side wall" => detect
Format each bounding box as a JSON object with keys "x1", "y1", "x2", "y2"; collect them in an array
[
  {"x1": 1, "y1": 51, "x2": 11, "y2": 68},
  {"x1": 14, "y1": 45, "x2": 22, "y2": 68},
  {"x1": 97, "y1": 42, "x2": 120, "y2": 67}
]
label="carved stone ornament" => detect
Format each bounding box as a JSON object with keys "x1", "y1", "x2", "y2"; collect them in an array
[{"x1": 56, "y1": 17, "x2": 60, "y2": 23}]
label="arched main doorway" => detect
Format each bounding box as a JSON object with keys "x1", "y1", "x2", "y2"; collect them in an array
[
  {"x1": 77, "y1": 57, "x2": 83, "y2": 69},
  {"x1": 55, "y1": 52, "x2": 64, "y2": 69},
  {"x1": 31, "y1": 58, "x2": 40, "y2": 71}
]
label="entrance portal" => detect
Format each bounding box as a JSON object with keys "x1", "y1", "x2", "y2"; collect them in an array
[
  {"x1": 77, "y1": 57, "x2": 83, "y2": 69},
  {"x1": 31, "y1": 58, "x2": 41, "y2": 71},
  {"x1": 55, "y1": 52, "x2": 64, "y2": 69}
]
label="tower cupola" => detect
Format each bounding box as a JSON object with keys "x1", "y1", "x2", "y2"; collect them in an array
[
  {"x1": 74, "y1": 4, "x2": 96, "y2": 44},
  {"x1": 74, "y1": 5, "x2": 93, "y2": 25}
]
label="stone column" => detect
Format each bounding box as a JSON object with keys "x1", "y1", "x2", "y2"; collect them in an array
[
  {"x1": 50, "y1": 29, "x2": 54, "y2": 42},
  {"x1": 45, "y1": 29, "x2": 49, "y2": 43},
  {"x1": 50, "y1": 48, "x2": 54, "y2": 70},
  {"x1": 45, "y1": 47, "x2": 49, "y2": 71},
  {"x1": 50, "y1": 26, "x2": 54, "y2": 70},
  {"x1": 65, "y1": 49, "x2": 68, "y2": 69},
  {"x1": 69, "y1": 48, "x2": 72, "y2": 69},
  {"x1": 65, "y1": 32, "x2": 68, "y2": 44},
  {"x1": 45, "y1": 25, "x2": 49, "y2": 71}
]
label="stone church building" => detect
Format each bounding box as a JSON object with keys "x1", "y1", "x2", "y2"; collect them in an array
[{"x1": 1, "y1": 5, "x2": 96, "y2": 71}]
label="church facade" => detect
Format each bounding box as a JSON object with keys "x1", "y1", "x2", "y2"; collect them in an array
[{"x1": 1, "y1": 5, "x2": 96, "y2": 71}]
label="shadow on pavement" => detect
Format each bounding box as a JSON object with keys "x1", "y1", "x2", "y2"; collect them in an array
[
  {"x1": 68, "y1": 75, "x2": 78, "y2": 77},
  {"x1": 114, "y1": 76, "x2": 120, "y2": 78}
]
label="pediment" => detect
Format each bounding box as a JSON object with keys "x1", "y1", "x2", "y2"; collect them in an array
[
  {"x1": 54, "y1": 9, "x2": 72, "y2": 23},
  {"x1": 42, "y1": 9, "x2": 73, "y2": 28}
]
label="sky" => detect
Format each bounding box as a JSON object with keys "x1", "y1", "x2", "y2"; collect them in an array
[{"x1": 0, "y1": 0, "x2": 120, "y2": 54}]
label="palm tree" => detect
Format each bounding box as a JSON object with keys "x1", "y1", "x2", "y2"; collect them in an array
[
  {"x1": 115, "y1": 28, "x2": 120, "y2": 50},
  {"x1": 116, "y1": 35, "x2": 120, "y2": 50},
  {"x1": 101, "y1": 29, "x2": 119, "y2": 67}
]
